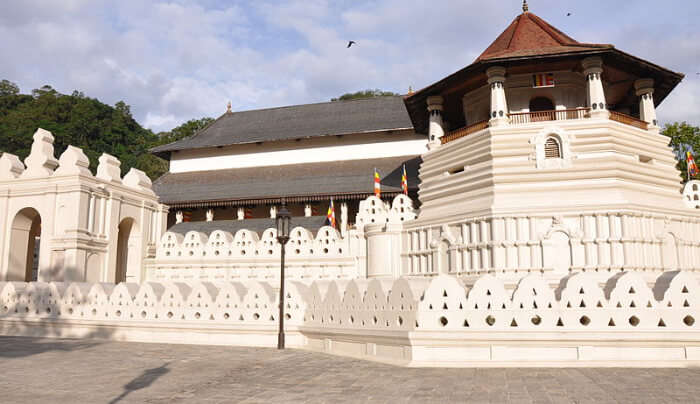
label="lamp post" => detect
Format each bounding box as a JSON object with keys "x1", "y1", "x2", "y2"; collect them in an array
[{"x1": 275, "y1": 200, "x2": 291, "y2": 349}]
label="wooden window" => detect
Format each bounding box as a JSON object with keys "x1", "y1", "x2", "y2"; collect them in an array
[{"x1": 544, "y1": 137, "x2": 561, "y2": 159}]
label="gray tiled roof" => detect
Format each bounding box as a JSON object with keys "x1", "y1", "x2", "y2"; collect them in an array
[
  {"x1": 153, "y1": 156, "x2": 421, "y2": 207},
  {"x1": 151, "y1": 96, "x2": 415, "y2": 159},
  {"x1": 167, "y1": 216, "x2": 329, "y2": 236}
]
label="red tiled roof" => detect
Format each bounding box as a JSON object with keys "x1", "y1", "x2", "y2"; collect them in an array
[{"x1": 477, "y1": 11, "x2": 611, "y2": 61}]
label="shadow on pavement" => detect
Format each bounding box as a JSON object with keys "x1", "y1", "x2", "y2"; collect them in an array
[
  {"x1": 108, "y1": 362, "x2": 171, "y2": 404},
  {"x1": 0, "y1": 336, "x2": 104, "y2": 358}
]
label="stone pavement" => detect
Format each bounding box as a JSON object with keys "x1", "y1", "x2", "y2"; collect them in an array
[{"x1": 1, "y1": 337, "x2": 699, "y2": 404}]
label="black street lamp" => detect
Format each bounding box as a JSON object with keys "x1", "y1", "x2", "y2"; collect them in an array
[{"x1": 275, "y1": 199, "x2": 291, "y2": 349}]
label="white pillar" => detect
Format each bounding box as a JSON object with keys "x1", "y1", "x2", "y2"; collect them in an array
[
  {"x1": 427, "y1": 95, "x2": 444, "y2": 148},
  {"x1": 582, "y1": 57, "x2": 608, "y2": 118},
  {"x1": 304, "y1": 204, "x2": 312, "y2": 217},
  {"x1": 270, "y1": 205, "x2": 277, "y2": 219},
  {"x1": 237, "y1": 207, "x2": 245, "y2": 221},
  {"x1": 205, "y1": 209, "x2": 214, "y2": 222},
  {"x1": 340, "y1": 202, "x2": 349, "y2": 237},
  {"x1": 175, "y1": 211, "x2": 183, "y2": 224},
  {"x1": 635, "y1": 78, "x2": 658, "y2": 131},
  {"x1": 486, "y1": 66, "x2": 509, "y2": 127}
]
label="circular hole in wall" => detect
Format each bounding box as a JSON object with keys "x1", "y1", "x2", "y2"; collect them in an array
[
  {"x1": 579, "y1": 316, "x2": 591, "y2": 326},
  {"x1": 485, "y1": 315, "x2": 495, "y2": 326},
  {"x1": 684, "y1": 315, "x2": 695, "y2": 326},
  {"x1": 531, "y1": 315, "x2": 542, "y2": 325},
  {"x1": 116, "y1": 310, "x2": 121, "y2": 317},
  {"x1": 628, "y1": 316, "x2": 640, "y2": 327},
  {"x1": 141, "y1": 311, "x2": 147, "y2": 319},
  {"x1": 195, "y1": 312, "x2": 201, "y2": 319},
  {"x1": 253, "y1": 313, "x2": 260, "y2": 320},
  {"x1": 439, "y1": 316, "x2": 448, "y2": 327}
]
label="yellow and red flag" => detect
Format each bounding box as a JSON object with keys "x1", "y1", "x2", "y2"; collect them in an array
[
  {"x1": 182, "y1": 210, "x2": 192, "y2": 222},
  {"x1": 532, "y1": 73, "x2": 554, "y2": 88},
  {"x1": 688, "y1": 152, "x2": 699, "y2": 178},
  {"x1": 401, "y1": 164, "x2": 408, "y2": 195},
  {"x1": 326, "y1": 199, "x2": 336, "y2": 228},
  {"x1": 374, "y1": 169, "x2": 381, "y2": 197}
]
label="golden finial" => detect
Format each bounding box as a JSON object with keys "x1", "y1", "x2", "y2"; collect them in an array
[
  {"x1": 226, "y1": 101, "x2": 232, "y2": 113},
  {"x1": 407, "y1": 86, "x2": 414, "y2": 95},
  {"x1": 522, "y1": 0, "x2": 529, "y2": 12}
]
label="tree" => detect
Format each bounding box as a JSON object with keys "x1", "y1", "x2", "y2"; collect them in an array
[
  {"x1": 662, "y1": 122, "x2": 700, "y2": 182},
  {"x1": 0, "y1": 80, "x2": 19, "y2": 96},
  {"x1": 331, "y1": 89, "x2": 400, "y2": 102},
  {"x1": 155, "y1": 117, "x2": 214, "y2": 144}
]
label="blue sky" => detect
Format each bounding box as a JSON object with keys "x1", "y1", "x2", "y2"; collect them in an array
[{"x1": 1, "y1": 0, "x2": 698, "y2": 132}]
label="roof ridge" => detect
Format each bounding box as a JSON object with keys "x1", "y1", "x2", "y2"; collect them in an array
[
  {"x1": 525, "y1": 12, "x2": 578, "y2": 45},
  {"x1": 220, "y1": 94, "x2": 406, "y2": 116}
]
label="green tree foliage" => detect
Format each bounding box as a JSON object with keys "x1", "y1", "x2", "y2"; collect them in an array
[
  {"x1": 0, "y1": 80, "x2": 167, "y2": 179},
  {"x1": 155, "y1": 117, "x2": 214, "y2": 145},
  {"x1": 0, "y1": 80, "x2": 20, "y2": 96},
  {"x1": 663, "y1": 122, "x2": 700, "y2": 182},
  {"x1": 331, "y1": 89, "x2": 400, "y2": 102}
]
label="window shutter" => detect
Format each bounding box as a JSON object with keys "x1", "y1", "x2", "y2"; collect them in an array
[{"x1": 545, "y1": 138, "x2": 561, "y2": 158}]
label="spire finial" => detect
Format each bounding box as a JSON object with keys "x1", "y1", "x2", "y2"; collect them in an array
[
  {"x1": 522, "y1": 0, "x2": 529, "y2": 12},
  {"x1": 407, "y1": 86, "x2": 414, "y2": 95},
  {"x1": 226, "y1": 101, "x2": 232, "y2": 113}
]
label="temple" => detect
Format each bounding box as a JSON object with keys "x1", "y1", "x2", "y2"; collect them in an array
[{"x1": 1, "y1": 3, "x2": 699, "y2": 367}]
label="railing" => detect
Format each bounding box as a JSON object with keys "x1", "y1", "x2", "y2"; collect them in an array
[
  {"x1": 609, "y1": 111, "x2": 649, "y2": 130},
  {"x1": 508, "y1": 108, "x2": 590, "y2": 125},
  {"x1": 441, "y1": 120, "x2": 489, "y2": 144}
]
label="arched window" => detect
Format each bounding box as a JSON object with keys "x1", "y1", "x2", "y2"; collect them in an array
[
  {"x1": 544, "y1": 137, "x2": 561, "y2": 159},
  {"x1": 529, "y1": 97, "x2": 555, "y2": 112}
]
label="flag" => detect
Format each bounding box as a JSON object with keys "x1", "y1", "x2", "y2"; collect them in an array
[
  {"x1": 401, "y1": 164, "x2": 408, "y2": 195},
  {"x1": 244, "y1": 207, "x2": 253, "y2": 219},
  {"x1": 532, "y1": 73, "x2": 554, "y2": 88},
  {"x1": 182, "y1": 211, "x2": 192, "y2": 222},
  {"x1": 326, "y1": 199, "x2": 336, "y2": 228},
  {"x1": 688, "y1": 152, "x2": 699, "y2": 178},
  {"x1": 374, "y1": 168, "x2": 381, "y2": 197}
]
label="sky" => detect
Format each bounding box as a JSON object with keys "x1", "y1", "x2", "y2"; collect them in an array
[{"x1": 1, "y1": 0, "x2": 699, "y2": 132}]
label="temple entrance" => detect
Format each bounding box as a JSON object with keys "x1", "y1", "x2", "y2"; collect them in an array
[
  {"x1": 7, "y1": 208, "x2": 41, "y2": 281},
  {"x1": 529, "y1": 96, "x2": 555, "y2": 112},
  {"x1": 115, "y1": 218, "x2": 141, "y2": 283}
]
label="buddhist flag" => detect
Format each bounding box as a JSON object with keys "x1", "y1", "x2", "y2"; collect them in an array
[
  {"x1": 688, "y1": 152, "x2": 699, "y2": 178},
  {"x1": 244, "y1": 207, "x2": 253, "y2": 219},
  {"x1": 326, "y1": 199, "x2": 336, "y2": 228},
  {"x1": 374, "y1": 168, "x2": 381, "y2": 197},
  {"x1": 401, "y1": 164, "x2": 408, "y2": 195},
  {"x1": 182, "y1": 210, "x2": 192, "y2": 222},
  {"x1": 532, "y1": 73, "x2": 554, "y2": 88}
]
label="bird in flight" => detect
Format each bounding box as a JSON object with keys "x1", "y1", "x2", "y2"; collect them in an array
[
  {"x1": 347, "y1": 41, "x2": 356, "y2": 48},
  {"x1": 566, "y1": 12, "x2": 572, "y2": 16}
]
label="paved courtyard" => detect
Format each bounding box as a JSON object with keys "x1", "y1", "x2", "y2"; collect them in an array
[{"x1": 1, "y1": 337, "x2": 699, "y2": 403}]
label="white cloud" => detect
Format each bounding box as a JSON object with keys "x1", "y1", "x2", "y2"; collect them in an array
[{"x1": 0, "y1": 0, "x2": 698, "y2": 132}]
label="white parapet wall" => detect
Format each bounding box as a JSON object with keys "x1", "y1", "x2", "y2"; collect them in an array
[{"x1": 0, "y1": 270, "x2": 698, "y2": 367}]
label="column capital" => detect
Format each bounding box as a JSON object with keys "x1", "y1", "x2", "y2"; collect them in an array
[
  {"x1": 426, "y1": 95, "x2": 444, "y2": 112},
  {"x1": 634, "y1": 78, "x2": 654, "y2": 96},
  {"x1": 581, "y1": 56, "x2": 603, "y2": 75},
  {"x1": 486, "y1": 66, "x2": 506, "y2": 83}
]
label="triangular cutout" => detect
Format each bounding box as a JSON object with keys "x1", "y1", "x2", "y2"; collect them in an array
[
  {"x1": 608, "y1": 318, "x2": 616, "y2": 326},
  {"x1": 547, "y1": 302, "x2": 552, "y2": 308},
  {"x1": 520, "y1": 303, "x2": 524, "y2": 309},
  {"x1": 629, "y1": 301, "x2": 636, "y2": 308},
  {"x1": 474, "y1": 304, "x2": 479, "y2": 309},
  {"x1": 443, "y1": 290, "x2": 448, "y2": 297},
  {"x1": 684, "y1": 299, "x2": 690, "y2": 307},
  {"x1": 647, "y1": 301, "x2": 653, "y2": 308},
  {"x1": 459, "y1": 302, "x2": 463, "y2": 309},
  {"x1": 566, "y1": 302, "x2": 572, "y2": 308},
  {"x1": 533, "y1": 301, "x2": 538, "y2": 309},
  {"x1": 682, "y1": 286, "x2": 689, "y2": 293},
  {"x1": 502, "y1": 304, "x2": 506, "y2": 309},
  {"x1": 579, "y1": 287, "x2": 585, "y2": 294},
  {"x1": 532, "y1": 288, "x2": 537, "y2": 296},
  {"x1": 616, "y1": 302, "x2": 622, "y2": 308},
  {"x1": 597, "y1": 301, "x2": 603, "y2": 308},
  {"x1": 510, "y1": 319, "x2": 518, "y2": 327},
  {"x1": 556, "y1": 318, "x2": 564, "y2": 326},
  {"x1": 442, "y1": 302, "x2": 448, "y2": 310},
  {"x1": 658, "y1": 319, "x2": 666, "y2": 327},
  {"x1": 668, "y1": 301, "x2": 673, "y2": 307},
  {"x1": 463, "y1": 319, "x2": 469, "y2": 327},
  {"x1": 629, "y1": 286, "x2": 636, "y2": 294},
  {"x1": 429, "y1": 304, "x2": 433, "y2": 310},
  {"x1": 579, "y1": 300, "x2": 586, "y2": 308},
  {"x1": 486, "y1": 290, "x2": 491, "y2": 296},
  {"x1": 487, "y1": 302, "x2": 491, "y2": 309}
]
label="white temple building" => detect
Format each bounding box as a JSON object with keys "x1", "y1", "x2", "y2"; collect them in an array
[{"x1": 0, "y1": 3, "x2": 699, "y2": 367}]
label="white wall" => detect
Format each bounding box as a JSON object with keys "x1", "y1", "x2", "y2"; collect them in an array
[{"x1": 169, "y1": 131, "x2": 427, "y2": 173}]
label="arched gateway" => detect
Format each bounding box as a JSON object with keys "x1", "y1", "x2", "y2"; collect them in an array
[{"x1": 7, "y1": 207, "x2": 41, "y2": 281}]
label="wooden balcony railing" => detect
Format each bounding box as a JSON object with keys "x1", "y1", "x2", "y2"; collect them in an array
[
  {"x1": 441, "y1": 120, "x2": 489, "y2": 144},
  {"x1": 508, "y1": 108, "x2": 590, "y2": 125},
  {"x1": 609, "y1": 111, "x2": 649, "y2": 130}
]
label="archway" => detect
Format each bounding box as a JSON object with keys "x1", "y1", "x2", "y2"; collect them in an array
[
  {"x1": 7, "y1": 208, "x2": 41, "y2": 281},
  {"x1": 115, "y1": 218, "x2": 142, "y2": 283},
  {"x1": 529, "y1": 96, "x2": 555, "y2": 112},
  {"x1": 661, "y1": 233, "x2": 678, "y2": 270}
]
